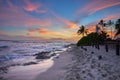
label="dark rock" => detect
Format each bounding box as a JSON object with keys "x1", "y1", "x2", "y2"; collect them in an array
[
  {"x1": 10, "y1": 64, "x2": 21, "y2": 67},
  {"x1": 0, "y1": 66, "x2": 8, "y2": 73},
  {"x1": 50, "y1": 53, "x2": 56, "y2": 57},
  {"x1": 23, "y1": 62, "x2": 37, "y2": 66},
  {"x1": 56, "y1": 56, "x2": 59, "y2": 58},
  {"x1": 34, "y1": 52, "x2": 50, "y2": 59},
  {"x1": 34, "y1": 51, "x2": 50, "y2": 56},
  {"x1": 0, "y1": 46, "x2": 9, "y2": 49}
]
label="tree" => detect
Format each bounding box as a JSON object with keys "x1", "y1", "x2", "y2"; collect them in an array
[
  {"x1": 77, "y1": 32, "x2": 109, "y2": 46},
  {"x1": 115, "y1": 19, "x2": 120, "y2": 37},
  {"x1": 77, "y1": 25, "x2": 88, "y2": 37},
  {"x1": 98, "y1": 19, "x2": 106, "y2": 31},
  {"x1": 107, "y1": 20, "x2": 114, "y2": 39}
]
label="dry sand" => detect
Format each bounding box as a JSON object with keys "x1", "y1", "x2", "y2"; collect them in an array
[{"x1": 35, "y1": 45, "x2": 120, "y2": 80}]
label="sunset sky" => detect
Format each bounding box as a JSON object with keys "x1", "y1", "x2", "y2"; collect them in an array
[{"x1": 0, "y1": 0, "x2": 120, "y2": 41}]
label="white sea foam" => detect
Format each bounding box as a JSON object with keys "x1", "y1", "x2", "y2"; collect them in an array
[{"x1": 0, "y1": 40, "x2": 70, "y2": 78}]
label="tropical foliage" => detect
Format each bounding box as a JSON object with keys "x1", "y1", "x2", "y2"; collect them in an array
[
  {"x1": 77, "y1": 32, "x2": 109, "y2": 46},
  {"x1": 77, "y1": 25, "x2": 88, "y2": 37},
  {"x1": 115, "y1": 19, "x2": 120, "y2": 37},
  {"x1": 76, "y1": 19, "x2": 120, "y2": 46}
]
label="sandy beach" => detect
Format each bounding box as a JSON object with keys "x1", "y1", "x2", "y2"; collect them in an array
[
  {"x1": 35, "y1": 45, "x2": 120, "y2": 80},
  {"x1": 35, "y1": 48, "x2": 73, "y2": 80},
  {"x1": 1, "y1": 45, "x2": 120, "y2": 80}
]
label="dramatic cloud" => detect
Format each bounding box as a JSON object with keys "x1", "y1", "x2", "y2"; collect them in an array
[
  {"x1": 0, "y1": 0, "x2": 119, "y2": 41},
  {"x1": 0, "y1": 0, "x2": 50, "y2": 27},
  {"x1": 77, "y1": 0, "x2": 120, "y2": 18}
]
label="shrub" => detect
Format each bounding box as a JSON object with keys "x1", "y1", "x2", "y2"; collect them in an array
[{"x1": 77, "y1": 32, "x2": 108, "y2": 46}]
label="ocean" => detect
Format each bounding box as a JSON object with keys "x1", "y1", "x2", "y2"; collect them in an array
[{"x1": 0, "y1": 40, "x2": 70, "y2": 80}]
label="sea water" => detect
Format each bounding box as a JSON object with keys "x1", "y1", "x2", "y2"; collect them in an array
[{"x1": 0, "y1": 40, "x2": 70, "y2": 80}]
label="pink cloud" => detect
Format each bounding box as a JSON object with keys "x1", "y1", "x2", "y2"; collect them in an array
[
  {"x1": 23, "y1": 0, "x2": 41, "y2": 11},
  {"x1": 0, "y1": 0, "x2": 51, "y2": 27},
  {"x1": 86, "y1": 13, "x2": 120, "y2": 28},
  {"x1": 77, "y1": 0, "x2": 120, "y2": 16},
  {"x1": 104, "y1": 13, "x2": 120, "y2": 21},
  {"x1": 23, "y1": 0, "x2": 47, "y2": 13}
]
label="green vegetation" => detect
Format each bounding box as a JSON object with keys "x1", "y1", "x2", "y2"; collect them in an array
[
  {"x1": 76, "y1": 19, "x2": 120, "y2": 46},
  {"x1": 77, "y1": 32, "x2": 109, "y2": 46},
  {"x1": 115, "y1": 19, "x2": 120, "y2": 37}
]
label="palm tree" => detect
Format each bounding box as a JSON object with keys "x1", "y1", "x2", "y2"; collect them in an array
[
  {"x1": 98, "y1": 20, "x2": 109, "y2": 51},
  {"x1": 114, "y1": 19, "x2": 120, "y2": 56},
  {"x1": 98, "y1": 19, "x2": 106, "y2": 31},
  {"x1": 107, "y1": 20, "x2": 114, "y2": 39},
  {"x1": 115, "y1": 19, "x2": 120, "y2": 38},
  {"x1": 96, "y1": 24, "x2": 100, "y2": 33},
  {"x1": 77, "y1": 25, "x2": 88, "y2": 37}
]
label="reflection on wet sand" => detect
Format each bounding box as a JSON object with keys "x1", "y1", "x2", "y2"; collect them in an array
[{"x1": 4, "y1": 59, "x2": 54, "y2": 80}]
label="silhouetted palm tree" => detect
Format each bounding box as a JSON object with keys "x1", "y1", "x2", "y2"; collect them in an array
[
  {"x1": 77, "y1": 25, "x2": 88, "y2": 37},
  {"x1": 107, "y1": 20, "x2": 114, "y2": 39},
  {"x1": 98, "y1": 19, "x2": 106, "y2": 31},
  {"x1": 115, "y1": 19, "x2": 120, "y2": 37}
]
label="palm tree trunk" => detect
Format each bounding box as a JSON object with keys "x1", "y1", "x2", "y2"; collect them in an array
[
  {"x1": 116, "y1": 43, "x2": 119, "y2": 56},
  {"x1": 105, "y1": 44, "x2": 108, "y2": 52},
  {"x1": 111, "y1": 27, "x2": 112, "y2": 39}
]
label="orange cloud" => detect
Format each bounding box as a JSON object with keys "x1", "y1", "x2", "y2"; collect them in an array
[
  {"x1": 65, "y1": 22, "x2": 79, "y2": 29},
  {"x1": 87, "y1": 25, "x2": 115, "y2": 38},
  {"x1": 23, "y1": 0, "x2": 40, "y2": 11},
  {"x1": 23, "y1": 0, "x2": 47, "y2": 13},
  {"x1": 37, "y1": 28, "x2": 51, "y2": 34},
  {"x1": 27, "y1": 28, "x2": 80, "y2": 40},
  {"x1": 87, "y1": 25, "x2": 96, "y2": 32},
  {"x1": 31, "y1": 28, "x2": 63, "y2": 35},
  {"x1": 77, "y1": 0, "x2": 120, "y2": 16},
  {"x1": 107, "y1": 31, "x2": 115, "y2": 38}
]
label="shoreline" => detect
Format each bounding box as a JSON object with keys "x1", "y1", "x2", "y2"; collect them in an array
[
  {"x1": 35, "y1": 45, "x2": 120, "y2": 80},
  {"x1": 35, "y1": 47, "x2": 73, "y2": 80},
  {"x1": 1, "y1": 45, "x2": 120, "y2": 80}
]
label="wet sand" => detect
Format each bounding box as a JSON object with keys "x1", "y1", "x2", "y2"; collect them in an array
[{"x1": 35, "y1": 48, "x2": 73, "y2": 80}]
